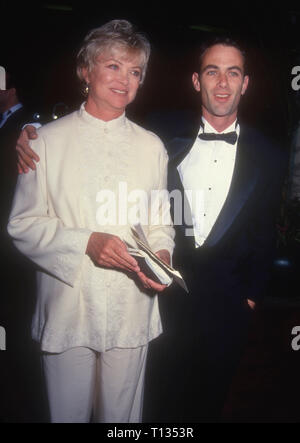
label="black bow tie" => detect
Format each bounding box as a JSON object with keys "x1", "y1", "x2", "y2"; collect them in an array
[{"x1": 198, "y1": 131, "x2": 238, "y2": 145}]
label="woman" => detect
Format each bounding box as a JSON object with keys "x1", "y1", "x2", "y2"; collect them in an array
[{"x1": 8, "y1": 20, "x2": 174, "y2": 423}]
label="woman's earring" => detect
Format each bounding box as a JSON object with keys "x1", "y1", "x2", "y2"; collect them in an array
[{"x1": 83, "y1": 83, "x2": 89, "y2": 96}]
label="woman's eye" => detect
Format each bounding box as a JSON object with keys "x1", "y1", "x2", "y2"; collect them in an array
[
  {"x1": 108, "y1": 64, "x2": 119, "y2": 70},
  {"x1": 131, "y1": 70, "x2": 141, "y2": 77}
]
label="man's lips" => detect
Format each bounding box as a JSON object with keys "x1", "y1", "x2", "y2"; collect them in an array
[{"x1": 214, "y1": 93, "x2": 231, "y2": 102}]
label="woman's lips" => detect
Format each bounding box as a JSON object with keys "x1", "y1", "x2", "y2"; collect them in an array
[{"x1": 111, "y1": 88, "x2": 127, "y2": 95}]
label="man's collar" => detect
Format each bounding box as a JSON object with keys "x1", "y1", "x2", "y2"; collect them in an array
[
  {"x1": 200, "y1": 117, "x2": 240, "y2": 136},
  {"x1": 6, "y1": 103, "x2": 23, "y2": 116}
]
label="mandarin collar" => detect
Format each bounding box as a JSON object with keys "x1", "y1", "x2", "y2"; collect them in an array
[{"x1": 78, "y1": 102, "x2": 126, "y2": 132}]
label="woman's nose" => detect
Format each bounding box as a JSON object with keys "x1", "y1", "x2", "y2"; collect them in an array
[{"x1": 118, "y1": 69, "x2": 129, "y2": 85}]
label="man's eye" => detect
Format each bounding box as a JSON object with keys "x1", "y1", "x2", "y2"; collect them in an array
[
  {"x1": 108, "y1": 64, "x2": 119, "y2": 70},
  {"x1": 207, "y1": 71, "x2": 216, "y2": 76},
  {"x1": 229, "y1": 71, "x2": 239, "y2": 77}
]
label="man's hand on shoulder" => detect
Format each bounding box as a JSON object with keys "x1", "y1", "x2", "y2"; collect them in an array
[{"x1": 16, "y1": 125, "x2": 40, "y2": 173}]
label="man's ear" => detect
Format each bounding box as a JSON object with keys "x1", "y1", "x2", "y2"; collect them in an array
[
  {"x1": 192, "y1": 72, "x2": 201, "y2": 92},
  {"x1": 241, "y1": 75, "x2": 249, "y2": 96}
]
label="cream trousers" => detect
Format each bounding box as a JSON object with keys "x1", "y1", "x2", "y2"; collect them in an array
[{"x1": 42, "y1": 345, "x2": 148, "y2": 423}]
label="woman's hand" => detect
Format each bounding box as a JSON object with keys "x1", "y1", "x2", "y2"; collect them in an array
[
  {"x1": 155, "y1": 249, "x2": 170, "y2": 265},
  {"x1": 16, "y1": 125, "x2": 40, "y2": 173},
  {"x1": 86, "y1": 234, "x2": 171, "y2": 293},
  {"x1": 86, "y1": 232, "x2": 140, "y2": 273},
  {"x1": 137, "y1": 249, "x2": 170, "y2": 292}
]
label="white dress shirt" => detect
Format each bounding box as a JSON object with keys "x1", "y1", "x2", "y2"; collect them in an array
[
  {"x1": 0, "y1": 103, "x2": 23, "y2": 128},
  {"x1": 178, "y1": 118, "x2": 239, "y2": 247},
  {"x1": 8, "y1": 103, "x2": 175, "y2": 353}
]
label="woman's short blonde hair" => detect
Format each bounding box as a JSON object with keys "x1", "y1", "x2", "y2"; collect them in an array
[{"x1": 76, "y1": 20, "x2": 151, "y2": 84}]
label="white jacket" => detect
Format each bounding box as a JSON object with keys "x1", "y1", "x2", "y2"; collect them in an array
[{"x1": 8, "y1": 104, "x2": 174, "y2": 353}]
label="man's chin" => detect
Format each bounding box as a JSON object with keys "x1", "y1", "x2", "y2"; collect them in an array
[{"x1": 211, "y1": 106, "x2": 235, "y2": 117}]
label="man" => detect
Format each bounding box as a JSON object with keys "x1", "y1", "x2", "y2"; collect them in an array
[
  {"x1": 0, "y1": 70, "x2": 44, "y2": 422},
  {"x1": 0, "y1": 69, "x2": 37, "y2": 282},
  {"x1": 0, "y1": 70, "x2": 29, "y2": 133},
  {"x1": 144, "y1": 36, "x2": 286, "y2": 422},
  {"x1": 0, "y1": 70, "x2": 35, "y2": 224}
]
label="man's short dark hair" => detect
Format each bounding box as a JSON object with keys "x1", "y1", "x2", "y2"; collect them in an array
[
  {"x1": 6, "y1": 71, "x2": 18, "y2": 90},
  {"x1": 197, "y1": 35, "x2": 248, "y2": 75}
]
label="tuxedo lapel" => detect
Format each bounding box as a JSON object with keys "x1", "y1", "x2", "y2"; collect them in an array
[
  {"x1": 168, "y1": 136, "x2": 196, "y2": 247},
  {"x1": 204, "y1": 128, "x2": 259, "y2": 247}
]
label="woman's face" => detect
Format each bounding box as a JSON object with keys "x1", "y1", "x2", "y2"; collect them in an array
[{"x1": 83, "y1": 45, "x2": 144, "y2": 120}]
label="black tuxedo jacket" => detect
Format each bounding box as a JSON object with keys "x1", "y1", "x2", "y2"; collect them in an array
[
  {"x1": 145, "y1": 123, "x2": 287, "y2": 423},
  {"x1": 166, "y1": 124, "x2": 286, "y2": 321}
]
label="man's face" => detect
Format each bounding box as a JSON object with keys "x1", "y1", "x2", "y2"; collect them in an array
[
  {"x1": 192, "y1": 44, "x2": 249, "y2": 123},
  {"x1": 0, "y1": 88, "x2": 11, "y2": 112}
]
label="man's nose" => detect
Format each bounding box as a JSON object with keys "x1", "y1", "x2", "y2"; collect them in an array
[{"x1": 217, "y1": 73, "x2": 229, "y2": 87}]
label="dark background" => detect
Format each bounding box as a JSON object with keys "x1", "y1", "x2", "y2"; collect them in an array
[
  {"x1": 1, "y1": 3, "x2": 300, "y2": 141},
  {"x1": 2, "y1": 2, "x2": 300, "y2": 423}
]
